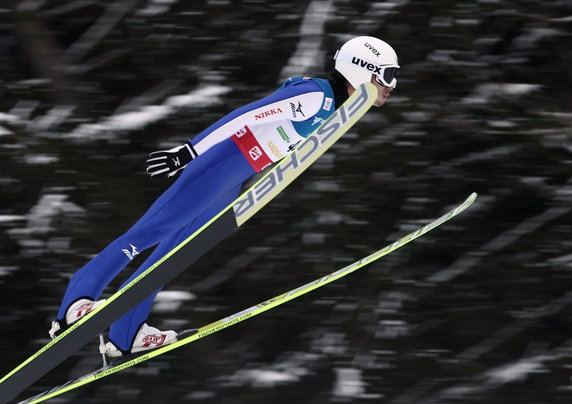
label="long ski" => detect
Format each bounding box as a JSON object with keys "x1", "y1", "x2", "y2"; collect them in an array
[
  {"x1": 18, "y1": 192, "x2": 477, "y2": 404},
  {"x1": 0, "y1": 82, "x2": 378, "y2": 403}
]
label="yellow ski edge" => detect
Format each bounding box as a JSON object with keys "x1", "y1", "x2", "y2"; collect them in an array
[{"x1": 21, "y1": 192, "x2": 476, "y2": 404}]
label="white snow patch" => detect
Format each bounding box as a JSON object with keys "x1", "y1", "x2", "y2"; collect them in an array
[
  {"x1": 28, "y1": 194, "x2": 85, "y2": 230},
  {"x1": 462, "y1": 83, "x2": 541, "y2": 104},
  {"x1": 486, "y1": 358, "x2": 547, "y2": 384},
  {"x1": 0, "y1": 215, "x2": 26, "y2": 223},
  {"x1": 24, "y1": 154, "x2": 60, "y2": 164},
  {"x1": 225, "y1": 369, "x2": 301, "y2": 388},
  {"x1": 136, "y1": 0, "x2": 178, "y2": 16},
  {"x1": 548, "y1": 253, "x2": 572, "y2": 265},
  {"x1": 8, "y1": 194, "x2": 86, "y2": 238},
  {"x1": 153, "y1": 290, "x2": 196, "y2": 312},
  {"x1": 333, "y1": 368, "x2": 366, "y2": 398},
  {"x1": 0, "y1": 125, "x2": 13, "y2": 136},
  {"x1": 0, "y1": 266, "x2": 18, "y2": 276},
  {"x1": 30, "y1": 105, "x2": 75, "y2": 131},
  {"x1": 66, "y1": 85, "x2": 230, "y2": 140},
  {"x1": 155, "y1": 290, "x2": 196, "y2": 301},
  {"x1": 105, "y1": 105, "x2": 171, "y2": 131},
  {"x1": 279, "y1": 0, "x2": 334, "y2": 80},
  {"x1": 0, "y1": 113, "x2": 20, "y2": 124}
]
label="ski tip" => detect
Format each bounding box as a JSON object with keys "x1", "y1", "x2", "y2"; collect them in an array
[{"x1": 458, "y1": 192, "x2": 478, "y2": 213}]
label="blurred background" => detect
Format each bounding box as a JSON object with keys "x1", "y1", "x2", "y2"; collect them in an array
[{"x1": 1, "y1": 0, "x2": 572, "y2": 403}]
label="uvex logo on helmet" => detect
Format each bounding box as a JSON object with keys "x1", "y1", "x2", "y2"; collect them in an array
[
  {"x1": 350, "y1": 57, "x2": 386, "y2": 75},
  {"x1": 364, "y1": 43, "x2": 381, "y2": 57}
]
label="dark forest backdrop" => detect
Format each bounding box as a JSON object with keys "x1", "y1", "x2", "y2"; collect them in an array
[{"x1": 1, "y1": 1, "x2": 572, "y2": 403}]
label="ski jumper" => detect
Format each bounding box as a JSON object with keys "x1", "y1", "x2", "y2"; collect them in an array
[{"x1": 56, "y1": 77, "x2": 339, "y2": 352}]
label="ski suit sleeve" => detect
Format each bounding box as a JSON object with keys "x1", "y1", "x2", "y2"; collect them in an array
[{"x1": 190, "y1": 79, "x2": 325, "y2": 155}]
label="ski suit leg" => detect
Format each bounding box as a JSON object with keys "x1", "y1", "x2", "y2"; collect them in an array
[
  {"x1": 107, "y1": 183, "x2": 243, "y2": 351},
  {"x1": 57, "y1": 139, "x2": 255, "y2": 320}
]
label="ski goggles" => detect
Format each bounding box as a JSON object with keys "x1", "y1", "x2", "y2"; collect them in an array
[
  {"x1": 334, "y1": 50, "x2": 400, "y2": 87},
  {"x1": 374, "y1": 66, "x2": 399, "y2": 88}
]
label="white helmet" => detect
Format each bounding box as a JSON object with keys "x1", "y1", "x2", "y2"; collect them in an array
[{"x1": 334, "y1": 36, "x2": 399, "y2": 88}]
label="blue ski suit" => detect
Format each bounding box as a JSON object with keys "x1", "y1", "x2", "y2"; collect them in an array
[{"x1": 56, "y1": 77, "x2": 342, "y2": 351}]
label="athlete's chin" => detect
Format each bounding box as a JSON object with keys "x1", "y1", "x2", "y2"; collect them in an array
[{"x1": 373, "y1": 98, "x2": 388, "y2": 107}]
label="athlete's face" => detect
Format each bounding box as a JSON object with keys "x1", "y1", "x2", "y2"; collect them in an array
[{"x1": 371, "y1": 76, "x2": 394, "y2": 107}]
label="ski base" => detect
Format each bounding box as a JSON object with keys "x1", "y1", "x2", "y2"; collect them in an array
[{"x1": 18, "y1": 193, "x2": 477, "y2": 404}]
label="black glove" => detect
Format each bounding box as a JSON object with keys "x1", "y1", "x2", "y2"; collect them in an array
[{"x1": 146, "y1": 142, "x2": 198, "y2": 178}]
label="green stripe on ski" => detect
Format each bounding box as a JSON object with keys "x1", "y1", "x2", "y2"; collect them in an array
[
  {"x1": 20, "y1": 193, "x2": 477, "y2": 404},
  {"x1": 0, "y1": 83, "x2": 378, "y2": 399}
]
